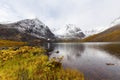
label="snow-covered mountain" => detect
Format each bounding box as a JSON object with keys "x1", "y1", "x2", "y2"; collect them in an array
[
  {"x1": 0, "y1": 18, "x2": 55, "y2": 42},
  {"x1": 84, "y1": 17, "x2": 120, "y2": 36},
  {"x1": 84, "y1": 29, "x2": 98, "y2": 36},
  {"x1": 111, "y1": 17, "x2": 120, "y2": 26},
  {"x1": 53, "y1": 24, "x2": 85, "y2": 40},
  {"x1": 3, "y1": 18, "x2": 55, "y2": 40},
  {"x1": 83, "y1": 27, "x2": 108, "y2": 37}
]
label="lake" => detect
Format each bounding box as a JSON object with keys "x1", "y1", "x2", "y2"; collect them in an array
[{"x1": 44, "y1": 42, "x2": 120, "y2": 80}]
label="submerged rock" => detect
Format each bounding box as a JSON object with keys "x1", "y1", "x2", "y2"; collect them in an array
[{"x1": 106, "y1": 63, "x2": 115, "y2": 66}]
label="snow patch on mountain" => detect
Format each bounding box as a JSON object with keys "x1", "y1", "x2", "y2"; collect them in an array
[
  {"x1": 83, "y1": 27, "x2": 109, "y2": 36},
  {"x1": 111, "y1": 17, "x2": 120, "y2": 26},
  {"x1": 3, "y1": 18, "x2": 55, "y2": 40},
  {"x1": 53, "y1": 24, "x2": 85, "y2": 39}
]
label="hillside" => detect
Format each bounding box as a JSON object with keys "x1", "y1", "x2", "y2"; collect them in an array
[
  {"x1": 81, "y1": 25, "x2": 120, "y2": 42},
  {"x1": 0, "y1": 18, "x2": 55, "y2": 43},
  {"x1": 0, "y1": 26, "x2": 39, "y2": 41}
]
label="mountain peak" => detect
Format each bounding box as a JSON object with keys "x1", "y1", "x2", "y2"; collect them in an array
[
  {"x1": 53, "y1": 24, "x2": 85, "y2": 39},
  {"x1": 31, "y1": 18, "x2": 42, "y2": 22},
  {"x1": 66, "y1": 24, "x2": 78, "y2": 28},
  {"x1": 1, "y1": 18, "x2": 55, "y2": 40},
  {"x1": 17, "y1": 18, "x2": 44, "y2": 25},
  {"x1": 65, "y1": 24, "x2": 82, "y2": 32}
]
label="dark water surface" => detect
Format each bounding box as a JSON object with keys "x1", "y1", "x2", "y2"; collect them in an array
[{"x1": 44, "y1": 42, "x2": 120, "y2": 80}]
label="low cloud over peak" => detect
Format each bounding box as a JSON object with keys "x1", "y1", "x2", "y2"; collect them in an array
[{"x1": 0, "y1": 0, "x2": 120, "y2": 30}]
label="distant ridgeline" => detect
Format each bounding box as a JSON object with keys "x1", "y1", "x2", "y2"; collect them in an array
[
  {"x1": 0, "y1": 19, "x2": 87, "y2": 43},
  {"x1": 81, "y1": 24, "x2": 120, "y2": 42}
]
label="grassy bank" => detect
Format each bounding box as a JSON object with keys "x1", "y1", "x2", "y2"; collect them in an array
[
  {"x1": 81, "y1": 30, "x2": 120, "y2": 42},
  {"x1": 0, "y1": 46, "x2": 84, "y2": 80},
  {"x1": 0, "y1": 40, "x2": 26, "y2": 47}
]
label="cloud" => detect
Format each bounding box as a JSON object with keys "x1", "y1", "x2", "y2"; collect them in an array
[{"x1": 0, "y1": 0, "x2": 120, "y2": 30}]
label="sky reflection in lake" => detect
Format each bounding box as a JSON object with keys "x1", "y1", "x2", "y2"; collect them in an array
[{"x1": 48, "y1": 43, "x2": 120, "y2": 80}]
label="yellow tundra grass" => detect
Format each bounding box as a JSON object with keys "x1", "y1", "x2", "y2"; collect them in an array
[
  {"x1": 0, "y1": 46, "x2": 84, "y2": 80},
  {"x1": 0, "y1": 40, "x2": 26, "y2": 46},
  {"x1": 81, "y1": 30, "x2": 120, "y2": 42}
]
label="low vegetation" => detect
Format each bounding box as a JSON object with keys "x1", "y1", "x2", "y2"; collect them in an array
[
  {"x1": 0, "y1": 46, "x2": 84, "y2": 80},
  {"x1": 0, "y1": 40, "x2": 26, "y2": 47},
  {"x1": 81, "y1": 30, "x2": 120, "y2": 42}
]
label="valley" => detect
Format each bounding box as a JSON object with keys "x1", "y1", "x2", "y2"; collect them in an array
[{"x1": 0, "y1": 18, "x2": 120, "y2": 80}]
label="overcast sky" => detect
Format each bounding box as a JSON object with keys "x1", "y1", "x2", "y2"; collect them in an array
[{"x1": 0, "y1": 0, "x2": 120, "y2": 30}]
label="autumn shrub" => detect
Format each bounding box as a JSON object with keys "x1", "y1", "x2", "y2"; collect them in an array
[{"x1": 0, "y1": 46, "x2": 84, "y2": 80}]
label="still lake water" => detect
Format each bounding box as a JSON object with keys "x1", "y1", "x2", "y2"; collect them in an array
[{"x1": 43, "y1": 42, "x2": 120, "y2": 80}]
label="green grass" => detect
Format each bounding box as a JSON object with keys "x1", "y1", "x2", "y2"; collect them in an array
[{"x1": 0, "y1": 46, "x2": 84, "y2": 80}]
